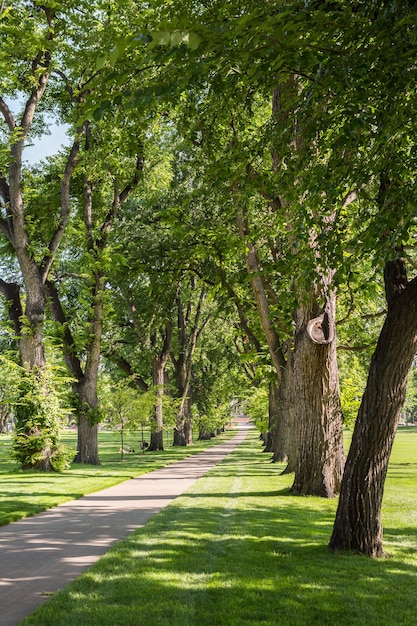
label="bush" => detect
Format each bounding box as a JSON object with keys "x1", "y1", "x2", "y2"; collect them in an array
[{"x1": 0, "y1": 359, "x2": 73, "y2": 472}]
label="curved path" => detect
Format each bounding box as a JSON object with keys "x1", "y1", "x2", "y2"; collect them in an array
[{"x1": 0, "y1": 426, "x2": 249, "y2": 626}]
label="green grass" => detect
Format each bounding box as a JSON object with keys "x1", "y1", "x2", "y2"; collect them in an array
[
  {"x1": 18, "y1": 426, "x2": 417, "y2": 626},
  {"x1": 0, "y1": 427, "x2": 236, "y2": 526}
]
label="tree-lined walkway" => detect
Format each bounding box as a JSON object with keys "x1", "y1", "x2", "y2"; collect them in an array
[{"x1": 0, "y1": 426, "x2": 249, "y2": 626}]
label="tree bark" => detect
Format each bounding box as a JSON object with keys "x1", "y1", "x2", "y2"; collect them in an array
[
  {"x1": 173, "y1": 394, "x2": 193, "y2": 446},
  {"x1": 46, "y1": 271, "x2": 100, "y2": 465},
  {"x1": 71, "y1": 263, "x2": 104, "y2": 465},
  {"x1": 262, "y1": 380, "x2": 279, "y2": 453},
  {"x1": 73, "y1": 378, "x2": 100, "y2": 465},
  {"x1": 329, "y1": 258, "x2": 417, "y2": 556},
  {"x1": 290, "y1": 293, "x2": 345, "y2": 497}
]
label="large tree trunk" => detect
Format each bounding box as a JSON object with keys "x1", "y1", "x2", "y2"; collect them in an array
[
  {"x1": 290, "y1": 294, "x2": 345, "y2": 497},
  {"x1": 329, "y1": 258, "x2": 417, "y2": 556},
  {"x1": 46, "y1": 277, "x2": 100, "y2": 465},
  {"x1": 74, "y1": 415, "x2": 99, "y2": 465},
  {"x1": 72, "y1": 273, "x2": 103, "y2": 465}
]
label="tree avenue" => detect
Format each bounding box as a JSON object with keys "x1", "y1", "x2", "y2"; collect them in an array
[{"x1": 1, "y1": 0, "x2": 417, "y2": 559}]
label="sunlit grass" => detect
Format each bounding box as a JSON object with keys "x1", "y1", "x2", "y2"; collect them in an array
[
  {"x1": 19, "y1": 427, "x2": 417, "y2": 626},
  {"x1": 0, "y1": 427, "x2": 236, "y2": 526}
]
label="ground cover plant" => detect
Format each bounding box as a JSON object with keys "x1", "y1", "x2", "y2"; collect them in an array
[
  {"x1": 0, "y1": 428, "x2": 235, "y2": 526},
  {"x1": 19, "y1": 427, "x2": 417, "y2": 626}
]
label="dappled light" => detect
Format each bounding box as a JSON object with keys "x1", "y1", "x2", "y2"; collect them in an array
[{"x1": 14, "y1": 429, "x2": 417, "y2": 626}]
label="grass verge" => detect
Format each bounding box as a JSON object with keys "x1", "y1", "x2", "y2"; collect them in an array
[{"x1": 19, "y1": 427, "x2": 417, "y2": 626}]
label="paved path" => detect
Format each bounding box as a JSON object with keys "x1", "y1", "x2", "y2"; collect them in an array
[{"x1": 0, "y1": 427, "x2": 248, "y2": 626}]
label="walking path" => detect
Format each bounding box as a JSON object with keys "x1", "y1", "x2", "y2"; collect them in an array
[{"x1": 0, "y1": 426, "x2": 249, "y2": 626}]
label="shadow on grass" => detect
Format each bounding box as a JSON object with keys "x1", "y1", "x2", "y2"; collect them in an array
[
  {"x1": 20, "y1": 443, "x2": 417, "y2": 626},
  {"x1": 12, "y1": 428, "x2": 417, "y2": 626}
]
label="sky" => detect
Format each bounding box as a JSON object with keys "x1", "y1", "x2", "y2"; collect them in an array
[
  {"x1": 24, "y1": 122, "x2": 70, "y2": 164},
  {"x1": 5, "y1": 97, "x2": 70, "y2": 164}
]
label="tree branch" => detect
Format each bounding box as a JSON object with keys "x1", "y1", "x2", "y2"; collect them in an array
[
  {"x1": 45, "y1": 279, "x2": 84, "y2": 381},
  {"x1": 0, "y1": 278, "x2": 23, "y2": 336},
  {"x1": 40, "y1": 136, "x2": 81, "y2": 282}
]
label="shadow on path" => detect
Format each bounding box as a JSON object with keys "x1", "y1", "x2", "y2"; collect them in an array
[{"x1": 0, "y1": 426, "x2": 249, "y2": 626}]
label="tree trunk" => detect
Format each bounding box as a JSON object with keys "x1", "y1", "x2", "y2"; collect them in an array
[
  {"x1": 173, "y1": 356, "x2": 193, "y2": 446},
  {"x1": 270, "y1": 362, "x2": 296, "y2": 468},
  {"x1": 173, "y1": 394, "x2": 193, "y2": 446},
  {"x1": 290, "y1": 294, "x2": 345, "y2": 497},
  {"x1": 149, "y1": 358, "x2": 165, "y2": 451},
  {"x1": 263, "y1": 380, "x2": 278, "y2": 453},
  {"x1": 74, "y1": 415, "x2": 99, "y2": 465},
  {"x1": 72, "y1": 271, "x2": 103, "y2": 465},
  {"x1": 329, "y1": 258, "x2": 417, "y2": 556},
  {"x1": 0, "y1": 408, "x2": 10, "y2": 433},
  {"x1": 172, "y1": 288, "x2": 207, "y2": 447},
  {"x1": 73, "y1": 378, "x2": 100, "y2": 465}
]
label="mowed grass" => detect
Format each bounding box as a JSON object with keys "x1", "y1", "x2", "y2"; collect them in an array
[
  {"x1": 19, "y1": 427, "x2": 417, "y2": 626},
  {"x1": 0, "y1": 427, "x2": 236, "y2": 526}
]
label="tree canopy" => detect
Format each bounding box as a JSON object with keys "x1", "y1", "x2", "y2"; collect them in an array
[{"x1": 1, "y1": 0, "x2": 417, "y2": 556}]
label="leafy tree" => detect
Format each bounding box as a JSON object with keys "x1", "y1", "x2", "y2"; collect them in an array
[
  {"x1": 48, "y1": 111, "x2": 145, "y2": 463},
  {"x1": 100, "y1": 376, "x2": 155, "y2": 459},
  {"x1": 104, "y1": 201, "x2": 178, "y2": 451},
  {"x1": 171, "y1": 279, "x2": 211, "y2": 446},
  {"x1": 246, "y1": 384, "x2": 269, "y2": 434},
  {"x1": 0, "y1": 2, "x2": 83, "y2": 469},
  {"x1": 0, "y1": 356, "x2": 72, "y2": 471}
]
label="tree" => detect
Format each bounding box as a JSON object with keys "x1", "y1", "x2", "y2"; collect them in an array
[
  {"x1": 161, "y1": 54, "x2": 344, "y2": 494},
  {"x1": 171, "y1": 279, "x2": 210, "y2": 446},
  {"x1": 104, "y1": 212, "x2": 178, "y2": 452},
  {"x1": 46, "y1": 114, "x2": 145, "y2": 464},
  {"x1": 100, "y1": 376, "x2": 154, "y2": 459},
  {"x1": 286, "y1": 2, "x2": 417, "y2": 553},
  {"x1": 330, "y1": 258, "x2": 417, "y2": 556},
  {"x1": 0, "y1": 2, "x2": 82, "y2": 469}
]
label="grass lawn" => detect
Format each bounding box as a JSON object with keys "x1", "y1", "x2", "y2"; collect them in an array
[
  {"x1": 0, "y1": 427, "x2": 236, "y2": 526},
  {"x1": 17, "y1": 426, "x2": 417, "y2": 626}
]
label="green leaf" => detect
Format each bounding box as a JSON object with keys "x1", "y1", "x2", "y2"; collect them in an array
[
  {"x1": 96, "y1": 53, "x2": 107, "y2": 70},
  {"x1": 170, "y1": 30, "x2": 184, "y2": 47},
  {"x1": 188, "y1": 32, "x2": 202, "y2": 51},
  {"x1": 153, "y1": 31, "x2": 171, "y2": 47}
]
